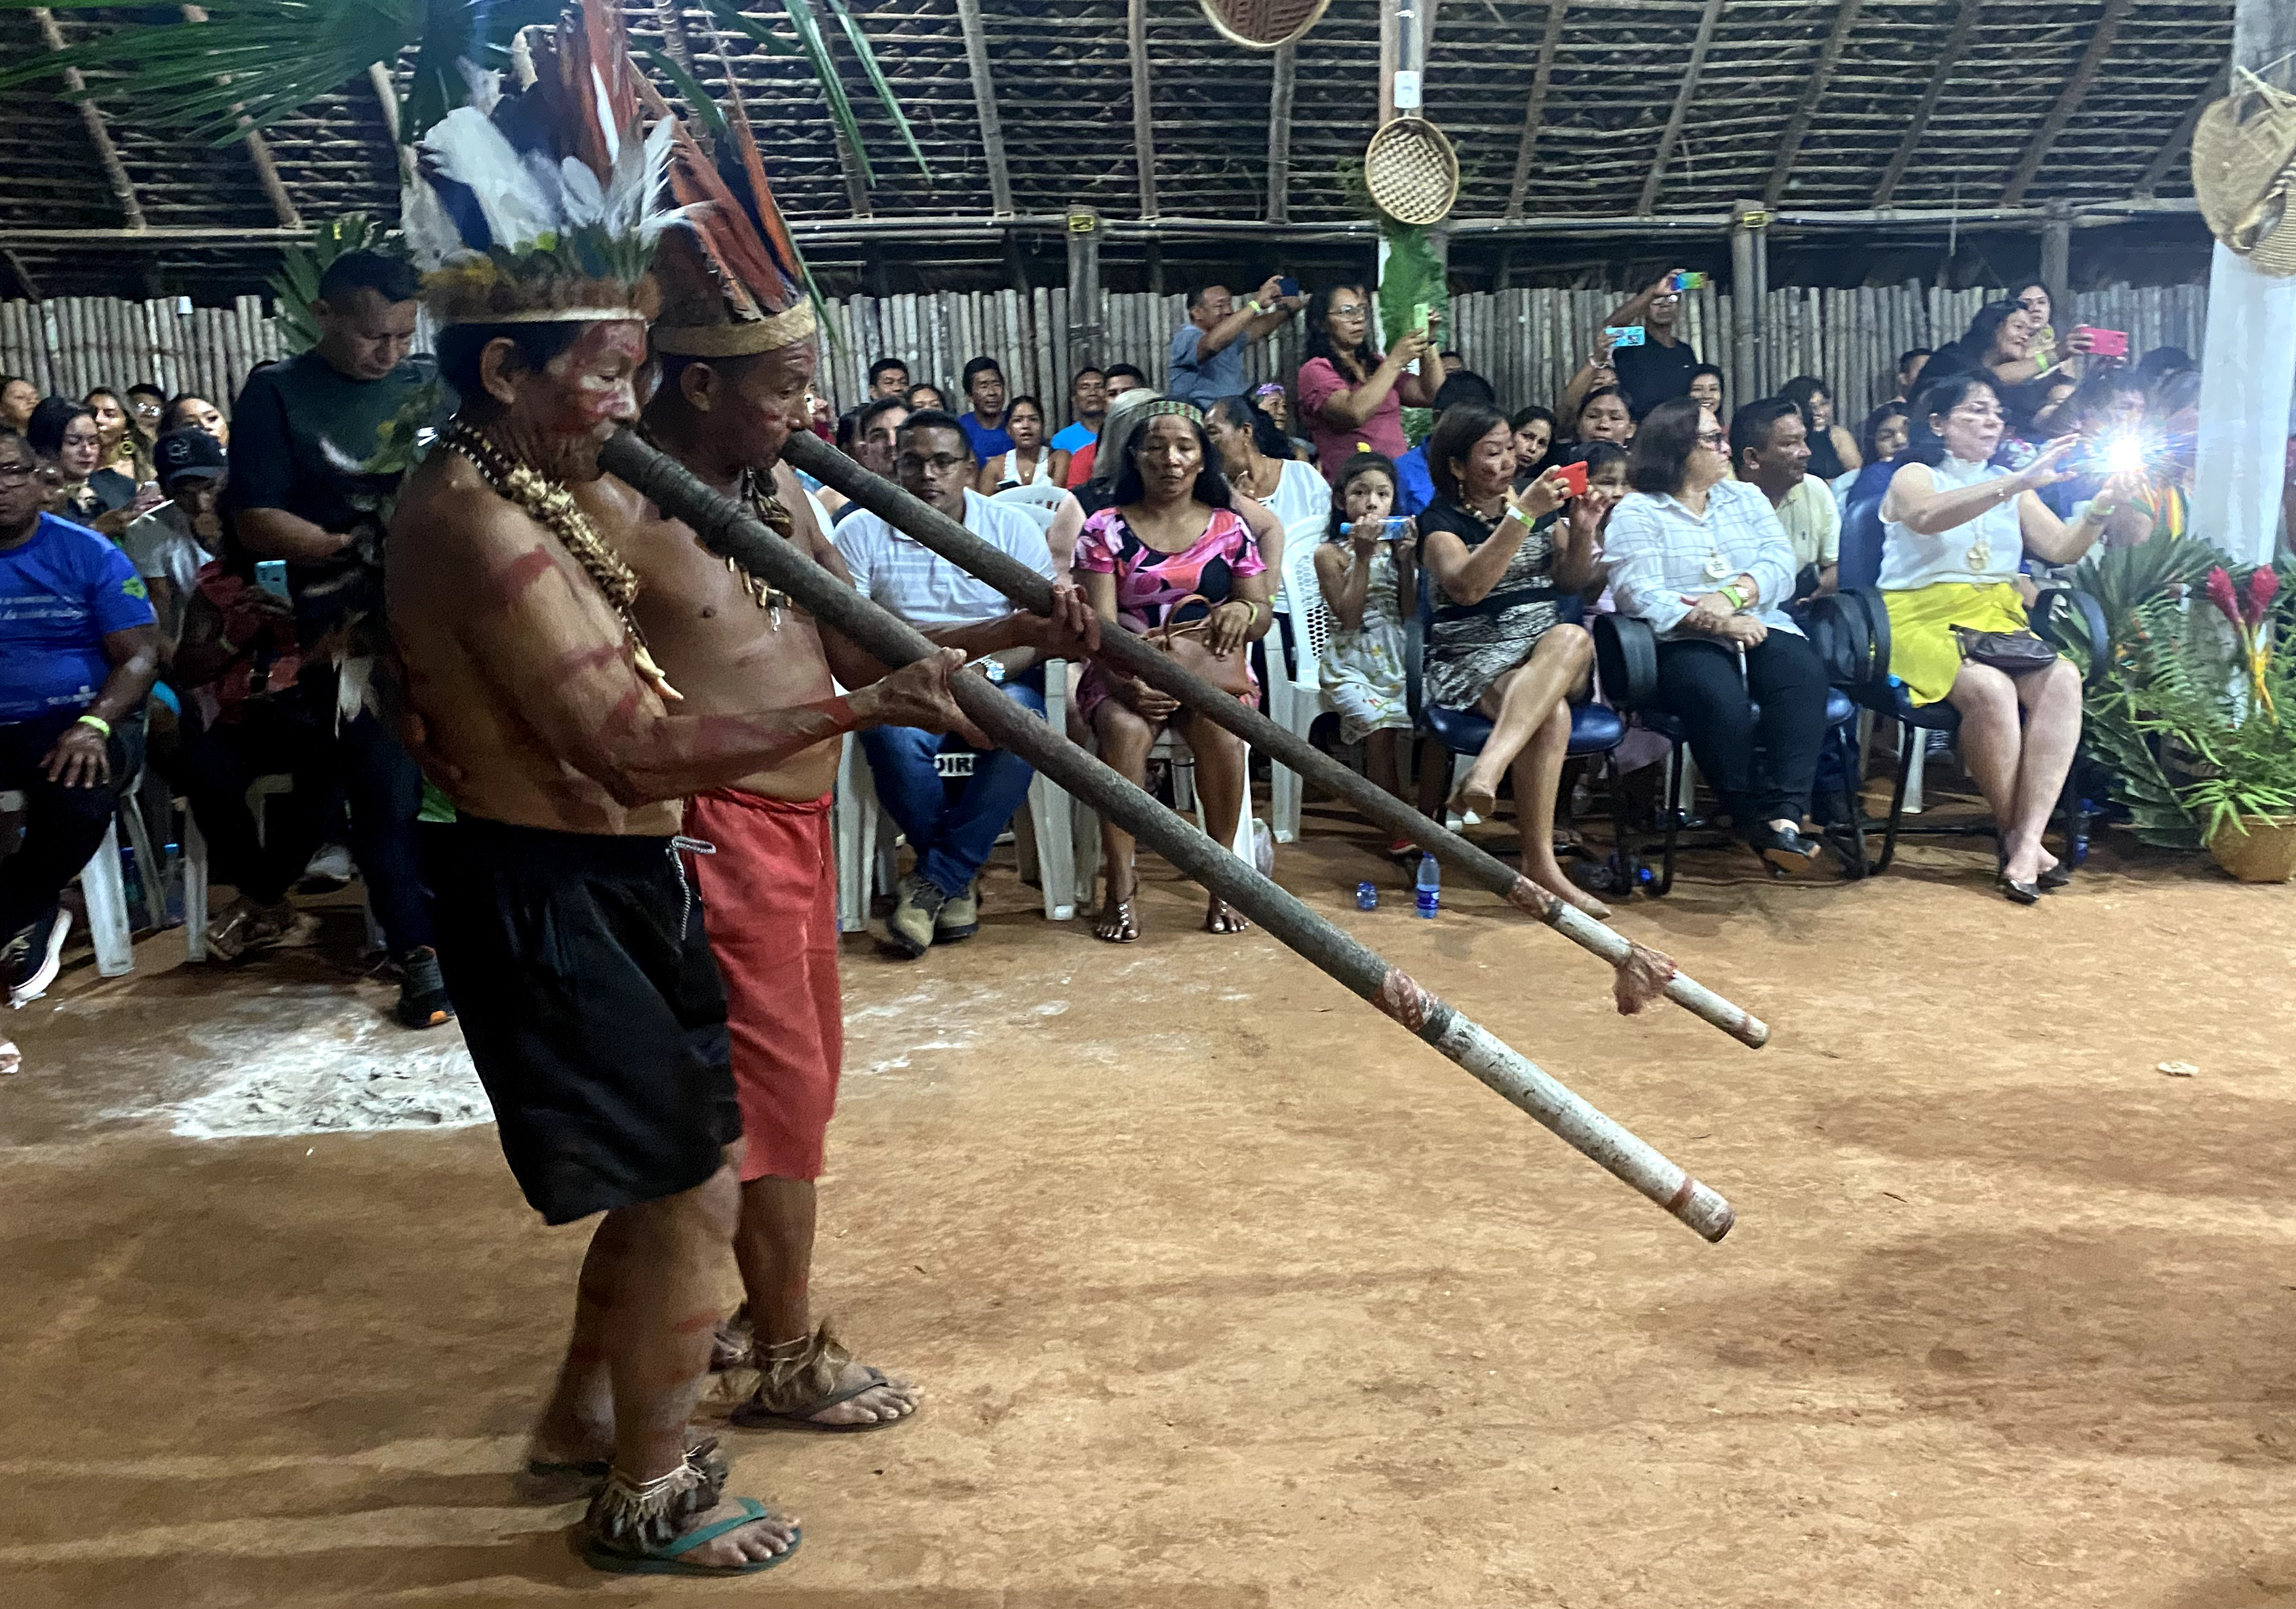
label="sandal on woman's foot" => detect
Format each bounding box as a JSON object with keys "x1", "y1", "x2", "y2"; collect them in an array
[
  {"x1": 1205, "y1": 897, "x2": 1252, "y2": 935},
  {"x1": 1095, "y1": 878, "x2": 1140, "y2": 943},
  {"x1": 1447, "y1": 779, "x2": 1497, "y2": 823},
  {"x1": 730, "y1": 1322, "x2": 918, "y2": 1433}
]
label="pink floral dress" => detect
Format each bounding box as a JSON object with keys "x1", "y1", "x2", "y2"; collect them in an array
[{"x1": 1074, "y1": 503, "x2": 1266, "y2": 722}]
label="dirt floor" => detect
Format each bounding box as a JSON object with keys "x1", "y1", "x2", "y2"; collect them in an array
[{"x1": 4, "y1": 786, "x2": 2296, "y2": 1608}]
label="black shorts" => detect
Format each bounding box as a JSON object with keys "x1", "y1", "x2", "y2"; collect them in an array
[{"x1": 424, "y1": 817, "x2": 741, "y2": 1225}]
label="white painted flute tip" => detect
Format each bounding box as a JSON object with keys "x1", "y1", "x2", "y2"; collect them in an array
[{"x1": 1672, "y1": 1180, "x2": 1735, "y2": 1243}]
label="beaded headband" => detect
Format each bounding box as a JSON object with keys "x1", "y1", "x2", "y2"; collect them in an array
[{"x1": 1140, "y1": 399, "x2": 1205, "y2": 425}]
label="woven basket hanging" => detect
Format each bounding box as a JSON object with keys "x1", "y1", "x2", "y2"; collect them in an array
[
  {"x1": 1197, "y1": 0, "x2": 1329, "y2": 49},
  {"x1": 1364, "y1": 116, "x2": 1460, "y2": 227},
  {"x1": 2192, "y1": 71, "x2": 2296, "y2": 277}
]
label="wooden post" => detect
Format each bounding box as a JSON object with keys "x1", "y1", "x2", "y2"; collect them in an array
[
  {"x1": 1127, "y1": 0, "x2": 1159, "y2": 219},
  {"x1": 2192, "y1": 0, "x2": 2296, "y2": 566},
  {"x1": 773, "y1": 427, "x2": 1771, "y2": 1052},
  {"x1": 1065, "y1": 205, "x2": 1102, "y2": 373},
  {"x1": 1266, "y1": 43, "x2": 1295, "y2": 226},
  {"x1": 367, "y1": 63, "x2": 416, "y2": 189},
  {"x1": 1729, "y1": 200, "x2": 1762, "y2": 406},
  {"x1": 2038, "y1": 202, "x2": 2071, "y2": 325}
]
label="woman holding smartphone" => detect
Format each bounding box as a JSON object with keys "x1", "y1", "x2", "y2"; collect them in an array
[
  {"x1": 1417, "y1": 404, "x2": 1606, "y2": 916},
  {"x1": 1296, "y1": 284, "x2": 1439, "y2": 478}
]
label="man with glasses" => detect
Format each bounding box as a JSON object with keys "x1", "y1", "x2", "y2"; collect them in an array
[
  {"x1": 832, "y1": 411, "x2": 1072, "y2": 958},
  {"x1": 1601, "y1": 268, "x2": 1703, "y2": 422},
  {"x1": 0, "y1": 428, "x2": 159, "y2": 1005}
]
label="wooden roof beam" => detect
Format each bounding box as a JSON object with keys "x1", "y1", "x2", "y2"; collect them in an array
[
  {"x1": 31, "y1": 7, "x2": 144, "y2": 231},
  {"x1": 1872, "y1": 0, "x2": 1984, "y2": 208},
  {"x1": 1266, "y1": 43, "x2": 1295, "y2": 225},
  {"x1": 1505, "y1": 0, "x2": 1570, "y2": 220},
  {"x1": 1998, "y1": 0, "x2": 2138, "y2": 205},
  {"x1": 2134, "y1": 65, "x2": 2228, "y2": 198},
  {"x1": 1761, "y1": 0, "x2": 1865, "y2": 208},
  {"x1": 1129, "y1": 0, "x2": 1159, "y2": 218},
  {"x1": 1635, "y1": 0, "x2": 1724, "y2": 215},
  {"x1": 952, "y1": 0, "x2": 1014, "y2": 217},
  {"x1": 180, "y1": 5, "x2": 301, "y2": 229}
]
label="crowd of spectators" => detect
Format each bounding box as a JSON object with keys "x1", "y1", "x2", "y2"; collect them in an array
[{"x1": 0, "y1": 253, "x2": 2252, "y2": 1009}]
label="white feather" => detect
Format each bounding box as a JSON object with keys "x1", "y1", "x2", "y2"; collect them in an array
[
  {"x1": 399, "y1": 176, "x2": 463, "y2": 271},
  {"x1": 589, "y1": 64, "x2": 621, "y2": 163},
  {"x1": 420, "y1": 106, "x2": 558, "y2": 250},
  {"x1": 559, "y1": 158, "x2": 607, "y2": 230}
]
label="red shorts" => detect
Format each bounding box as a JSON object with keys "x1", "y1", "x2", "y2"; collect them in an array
[{"x1": 684, "y1": 788, "x2": 841, "y2": 1182}]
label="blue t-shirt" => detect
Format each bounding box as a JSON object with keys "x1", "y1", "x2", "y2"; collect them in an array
[
  {"x1": 960, "y1": 412, "x2": 1015, "y2": 461},
  {"x1": 1169, "y1": 323, "x2": 1247, "y2": 408},
  {"x1": 1393, "y1": 445, "x2": 1436, "y2": 517},
  {"x1": 1050, "y1": 421, "x2": 1097, "y2": 454},
  {"x1": 0, "y1": 514, "x2": 155, "y2": 722}
]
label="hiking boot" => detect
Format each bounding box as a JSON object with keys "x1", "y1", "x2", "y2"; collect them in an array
[
  {"x1": 934, "y1": 880, "x2": 980, "y2": 941},
  {"x1": 204, "y1": 897, "x2": 319, "y2": 963},
  {"x1": 395, "y1": 945, "x2": 455, "y2": 1030},
  {"x1": 3, "y1": 909, "x2": 70, "y2": 1009},
  {"x1": 884, "y1": 874, "x2": 946, "y2": 959}
]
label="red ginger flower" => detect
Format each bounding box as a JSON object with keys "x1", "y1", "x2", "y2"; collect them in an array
[
  {"x1": 2206, "y1": 566, "x2": 2241, "y2": 627},
  {"x1": 2247, "y1": 566, "x2": 2280, "y2": 627}
]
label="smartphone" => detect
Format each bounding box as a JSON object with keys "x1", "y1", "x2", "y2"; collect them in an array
[
  {"x1": 2074, "y1": 324, "x2": 2129, "y2": 358},
  {"x1": 1551, "y1": 460, "x2": 1590, "y2": 499},
  {"x1": 1604, "y1": 324, "x2": 1646, "y2": 348},
  {"x1": 254, "y1": 560, "x2": 290, "y2": 601},
  {"x1": 1407, "y1": 301, "x2": 1431, "y2": 376},
  {"x1": 1665, "y1": 271, "x2": 1708, "y2": 293},
  {"x1": 1275, "y1": 276, "x2": 1300, "y2": 300}
]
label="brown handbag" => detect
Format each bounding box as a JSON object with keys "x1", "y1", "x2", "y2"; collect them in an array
[
  {"x1": 1144, "y1": 592, "x2": 1256, "y2": 702},
  {"x1": 1951, "y1": 625, "x2": 2058, "y2": 674}
]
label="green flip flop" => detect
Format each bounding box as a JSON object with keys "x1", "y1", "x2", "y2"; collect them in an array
[{"x1": 580, "y1": 1496, "x2": 801, "y2": 1577}]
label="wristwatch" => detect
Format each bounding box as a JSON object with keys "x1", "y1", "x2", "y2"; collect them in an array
[{"x1": 982, "y1": 659, "x2": 1008, "y2": 685}]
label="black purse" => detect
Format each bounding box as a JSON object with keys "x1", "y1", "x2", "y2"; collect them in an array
[{"x1": 1951, "y1": 625, "x2": 2058, "y2": 674}]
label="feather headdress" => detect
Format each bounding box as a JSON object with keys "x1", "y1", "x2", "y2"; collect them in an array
[
  {"x1": 647, "y1": 79, "x2": 817, "y2": 357},
  {"x1": 404, "y1": 0, "x2": 686, "y2": 326}
]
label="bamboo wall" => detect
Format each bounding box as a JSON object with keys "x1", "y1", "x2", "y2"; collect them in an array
[
  {"x1": 0, "y1": 295, "x2": 286, "y2": 413},
  {"x1": 0, "y1": 281, "x2": 2209, "y2": 435}
]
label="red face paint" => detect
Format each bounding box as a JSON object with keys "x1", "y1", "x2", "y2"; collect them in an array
[{"x1": 543, "y1": 320, "x2": 646, "y2": 438}]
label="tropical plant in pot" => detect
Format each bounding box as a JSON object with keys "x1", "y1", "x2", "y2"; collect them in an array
[{"x1": 2080, "y1": 543, "x2": 2296, "y2": 880}]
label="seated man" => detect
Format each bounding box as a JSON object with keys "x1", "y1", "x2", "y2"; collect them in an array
[
  {"x1": 1730, "y1": 398, "x2": 1838, "y2": 599},
  {"x1": 0, "y1": 427, "x2": 159, "y2": 1004},
  {"x1": 122, "y1": 427, "x2": 226, "y2": 649},
  {"x1": 834, "y1": 410, "x2": 1061, "y2": 958}
]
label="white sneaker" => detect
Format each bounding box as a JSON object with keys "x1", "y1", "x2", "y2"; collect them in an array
[
  {"x1": 8, "y1": 910, "x2": 73, "y2": 1009},
  {"x1": 303, "y1": 843, "x2": 355, "y2": 887}
]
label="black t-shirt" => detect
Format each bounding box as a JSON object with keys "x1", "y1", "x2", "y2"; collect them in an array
[
  {"x1": 1612, "y1": 334, "x2": 1699, "y2": 420},
  {"x1": 63, "y1": 468, "x2": 138, "y2": 524},
  {"x1": 224, "y1": 351, "x2": 447, "y2": 634}
]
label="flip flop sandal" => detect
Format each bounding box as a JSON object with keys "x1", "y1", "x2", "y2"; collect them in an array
[
  {"x1": 579, "y1": 1496, "x2": 800, "y2": 1577},
  {"x1": 730, "y1": 1366, "x2": 911, "y2": 1433}
]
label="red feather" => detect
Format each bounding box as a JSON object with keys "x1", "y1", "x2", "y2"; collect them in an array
[{"x1": 665, "y1": 119, "x2": 785, "y2": 320}]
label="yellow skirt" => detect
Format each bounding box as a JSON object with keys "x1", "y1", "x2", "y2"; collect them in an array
[{"x1": 1881, "y1": 582, "x2": 2030, "y2": 707}]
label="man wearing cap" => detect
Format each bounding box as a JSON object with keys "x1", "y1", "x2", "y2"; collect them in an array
[{"x1": 123, "y1": 426, "x2": 227, "y2": 649}]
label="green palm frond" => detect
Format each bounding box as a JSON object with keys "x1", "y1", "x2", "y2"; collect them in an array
[
  {"x1": 267, "y1": 212, "x2": 403, "y2": 353},
  {"x1": 0, "y1": 0, "x2": 558, "y2": 145},
  {"x1": 819, "y1": 0, "x2": 927, "y2": 181}
]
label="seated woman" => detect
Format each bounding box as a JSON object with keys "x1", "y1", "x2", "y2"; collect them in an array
[
  {"x1": 1314, "y1": 453, "x2": 1416, "y2": 855},
  {"x1": 28, "y1": 397, "x2": 145, "y2": 538},
  {"x1": 1605, "y1": 397, "x2": 1832, "y2": 874},
  {"x1": 1878, "y1": 372, "x2": 2134, "y2": 902},
  {"x1": 1250, "y1": 382, "x2": 1315, "y2": 461},
  {"x1": 1688, "y1": 364, "x2": 1726, "y2": 419},
  {"x1": 1510, "y1": 405, "x2": 1557, "y2": 483},
  {"x1": 1208, "y1": 395, "x2": 1330, "y2": 535},
  {"x1": 1781, "y1": 376, "x2": 1862, "y2": 480},
  {"x1": 1416, "y1": 402, "x2": 1604, "y2": 916},
  {"x1": 978, "y1": 395, "x2": 1070, "y2": 492},
  {"x1": 1573, "y1": 383, "x2": 1635, "y2": 448},
  {"x1": 1075, "y1": 400, "x2": 1274, "y2": 943}
]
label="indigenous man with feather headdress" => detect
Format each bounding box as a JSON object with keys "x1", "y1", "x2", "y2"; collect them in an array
[
  {"x1": 577, "y1": 83, "x2": 1099, "y2": 1431},
  {"x1": 384, "y1": 5, "x2": 972, "y2": 1576}
]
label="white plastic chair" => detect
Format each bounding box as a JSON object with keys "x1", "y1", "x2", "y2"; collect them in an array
[
  {"x1": 991, "y1": 483, "x2": 1072, "y2": 518},
  {"x1": 1069, "y1": 725, "x2": 1256, "y2": 913},
  {"x1": 0, "y1": 789, "x2": 134, "y2": 979},
  {"x1": 184, "y1": 774, "x2": 383, "y2": 961},
  {"x1": 832, "y1": 661, "x2": 1076, "y2": 932},
  {"x1": 1267, "y1": 524, "x2": 1335, "y2": 843}
]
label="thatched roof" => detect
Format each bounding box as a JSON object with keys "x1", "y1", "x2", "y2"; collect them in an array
[{"x1": 0, "y1": 0, "x2": 2234, "y2": 299}]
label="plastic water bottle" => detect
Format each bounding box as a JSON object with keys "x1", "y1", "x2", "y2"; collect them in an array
[
  {"x1": 1355, "y1": 880, "x2": 1378, "y2": 911},
  {"x1": 119, "y1": 844, "x2": 144, "y2": 914},
  {"x1": 1414, "y1": 854, "x2": 1441, "y2": 919}
]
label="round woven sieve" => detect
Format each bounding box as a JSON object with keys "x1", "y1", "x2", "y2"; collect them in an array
[
  {"x1": 1364, "y1": 116, "x2": 1460, "y2": 227},
  {"x1": 1197, "y1": 0, "x2": 1329, "y2": 49}
]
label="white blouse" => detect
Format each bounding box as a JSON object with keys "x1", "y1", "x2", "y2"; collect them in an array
[
  {"x1": 1879, "y1": 454, "x2": 2025, "y2": 591},
  {"x1": 1258, "y1": 457, "x2": 1333, "y2": 532}
]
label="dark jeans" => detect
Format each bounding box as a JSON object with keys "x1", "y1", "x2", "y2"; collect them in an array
[
  {"x1": 1654, "y1": 632, "x2": 1830, "y2": 828},
  {"x1": 857, "y1": 680, "x2": 1045, "y2": 897},
  {"x1": 338, "y1": 708, "x2": 433, "y2": 955},
  {"x1": 0, "y1": 708, "x2": 145, "y2": 946},
  {"x1": 181, "y1": 701, "x2": 334, "y2": 908}
]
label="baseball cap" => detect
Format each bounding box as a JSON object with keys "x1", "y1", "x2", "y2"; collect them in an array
[{"x1": 155, "y1": 426, "x2": 226, "y2": 488}]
